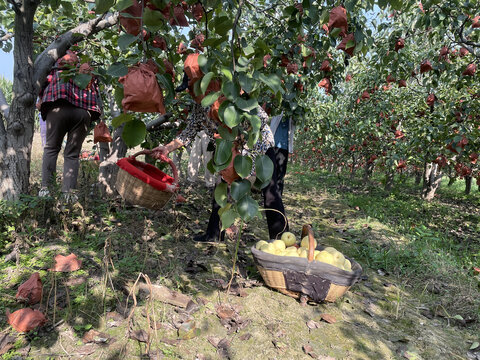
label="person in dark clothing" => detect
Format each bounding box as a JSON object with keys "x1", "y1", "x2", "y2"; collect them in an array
[{"x1": 38, "y1": 51, "x2": 101, "y2": 201}]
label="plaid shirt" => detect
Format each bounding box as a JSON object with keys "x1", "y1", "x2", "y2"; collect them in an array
[{"x1": 40, "y1": 63, "x2": 102, "y2": 116}]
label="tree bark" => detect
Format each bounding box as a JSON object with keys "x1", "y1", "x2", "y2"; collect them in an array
[
  {"x1": 422, "y1": 162, "x2": 442, "y2": 200},
  {"x1": 465, "y1": 175, "x2": 472, "y2": 195},
  {"x1": 363, "y1": 161, "x2": 374, "y2": 183},
  {"x1": 384, "y1": 168, "x2": 394, "y2": 191},
  {"x1": 0, "y1": 0, "x2": 38, "y2": 200},
  {"x1": 0, "y1": 8, "x2": 119, "y2": 200},
  {"x1": 97, "y1": 88, "x2": 127, "y2": 196},
  {"x1": 350, "y1": 154, "x2": 356, "y2": 179},
  {"x1": 414, "y1": 169, "x2": 422, "y2": 185}
]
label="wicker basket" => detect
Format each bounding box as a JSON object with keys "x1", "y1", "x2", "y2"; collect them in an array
[
  {"x1": 116, "y1": 150, "x2": 179, "y2": 210},
  {"x1": 251, "y1": 225, "x2": 362, "y2": 303}
]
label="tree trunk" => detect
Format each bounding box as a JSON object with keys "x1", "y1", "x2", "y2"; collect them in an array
[
  {"x1": 465, "y1": 175, "x2": 472, "y2": 195},
  {"x1": 97, "y1": 92, "x2": 126, "y2": 196},
  {"x1": 384, "y1": 169, "x2": 394, "y2": 191},
  {"x1": 350, "y1": 154, "x2": 356, "y2": 179},
  {"x1": 363, "y1": 161, "x2": 374, "y2": 183},
  {"x1": 0, "y1": 1, "x2": 38, "y2": 200},
  {"x1": 414, "y1": 169, "x2": 422, "y2": 185},
  {"x1": 422, "y1": 162, "x2": 442, "y2": 200}
]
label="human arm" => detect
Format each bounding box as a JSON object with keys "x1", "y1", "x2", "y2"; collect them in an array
[{"x1": 152, "y1": 138, "x2": 185, "y2": 157}]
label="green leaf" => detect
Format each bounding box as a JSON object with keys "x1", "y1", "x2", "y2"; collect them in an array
[
  {"x1": 115, "y1": 0, "x2": 132, "y2": 11},
  {"x1": 243, "y1": 45, "x2": 255, "y2": 57},
  {"x1": 214, "y1": 16, "x2": 233, "y2": 36},
  {"x1": 231, "y1": 179, "x2": 251, "y2": 201},
  {"x1": 118, "y1": 33, "x2": 138, "y2": 51},
  {"x1": 95, "y1": 0, "x2": 114, "y2": 13},
  {"x1": 122, "y1": 119, "x2": 146, "y2": 148},
  {"x1": 222, "y1": 81, "x2": 240, "y2": 102},
  {"x1": 254, "y1": 72, "x2": 283, "y2": 94},
  {"x1": 157, "y1": 74, "x2": 175, "y2": 104},
  {"x1": 452, "y1": 314, "x2": 464, "y2": 321},
  {"x1": 221, "y1": 67, "x2": 233, "y2": 81},
  {"x1": 255, "y1": 154, "x2": 274, "y2": 183},
  {"x1": 221, "y1": 104, "x2": 241, "y2": 128},
  {"x1": 247, "y1": 129, "x2": 260, "y2": 149},
  {"x1": 197, "y1": 54, "x2": 209, "y2": 72},
  {"x1": 200, "y1": 72, "x2": 214, "y2": 94},
  {"x1": 236, "y1": 195, "x2": 259, "y2": 221},
  {"x1": 112, "y1": 113, "x2": 133, "y2": 128},
  {"x1": 214, "y1": 139, "x2": 233, "y2": 166},
  {"x1": 235, "y1": 97, "x2": 258, "y2": 112},
  {"x1": 470, "y1": 342, "x2": 479, "y2": 350},
  {"x1": 214, "y1": 182, "x2": 228, "y2": 207},
  {"x1": 234, "y1": 156, "x2": 253, "y2": 179},
  {"x1": 73, "y1": 73, "x2": 92, "y2": 89},
  {"x1": 143, "y1": 7, "x2": 165, "y2": 30},
  {"x1": 201, "y1": 91, "x2": 221, "y2": 107},
  {"x1": 220, "y1": 208, "x2": 238, "y2": 230},
  {"x1": 238, "y1": 72, "x2": 254, "y2": 93},
  {"x1": 107, "y1": 62, "x2": 128, "y2": 77},
  {"x1": 254, "y1": 177, "x2": 270, "y2": 190},
  {"x1": 218, "y1": 125, "x2": 237, "y2": 142}
]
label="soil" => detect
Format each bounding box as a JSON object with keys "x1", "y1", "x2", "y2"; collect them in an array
[{"x1": 0, "y1": 138, "x2": 478, "y2": 360}]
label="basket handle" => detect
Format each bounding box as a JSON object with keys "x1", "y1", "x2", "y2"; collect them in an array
[
  {"x1": 131, "y1": 150, "x2": 179, "y2": 192},
  {"x1": 301, "y1": 224, "x2": 315, "y2": 263}
]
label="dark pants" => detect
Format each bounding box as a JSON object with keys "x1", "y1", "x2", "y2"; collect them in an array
[
  {"x1": 41, "y1": 101, "x2": 92, "y2": 192},
  {"x1": 207, "y1": 147, "x2": 289, "y2": 240}
]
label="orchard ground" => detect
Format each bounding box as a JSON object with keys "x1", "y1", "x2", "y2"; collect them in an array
[{"x1": 0, "y1": 133, "x2": 479, "y2": 360}]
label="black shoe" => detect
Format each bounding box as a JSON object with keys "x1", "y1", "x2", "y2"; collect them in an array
[
  {"x1": 193, "y1": 231, "x2": 225, "y2": 242},
  {"x1": 175, "y1": 71, "x2": 190, "y2": 92}
]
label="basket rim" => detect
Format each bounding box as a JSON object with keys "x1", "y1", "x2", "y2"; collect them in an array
[{"x1": 117, "y1": 157, "x2": 176, "y2": 192}]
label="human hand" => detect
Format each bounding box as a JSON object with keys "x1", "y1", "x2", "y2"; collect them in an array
[{"x1": 151, "y1": 145, "x2": 169, "y2": 159}]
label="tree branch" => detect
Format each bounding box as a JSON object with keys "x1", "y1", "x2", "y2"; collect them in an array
[
  {"x1": 231, "y1": 0, "x2": 245, "y2": 73},
  {"x1": 6, "y1": 0, "x2": 20, "y2": 15},
  {"x1": 0, "y1": 33, "x2": 14, "y2": 43},
  {"x1": 33, "y1": 12, "x2": 119, "y2": 95}
]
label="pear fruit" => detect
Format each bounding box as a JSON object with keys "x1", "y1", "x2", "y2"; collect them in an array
[
  {"x1": 300, "y1": 236, "x2": 317, "y2": 250},
  {"x1": 272, "y1": 240, "x2": 286, "y2": 251},
  {"x1": 281, "y1": 232, "x2": 297, "y2": 247},
  {"x1": 297, "y1": 248, "x2": 308, "y2": 258},
  {"x1": 285, "y1": 247, "x2": 299, "y2": 257},
  {"x1": 332, "y1": 251, "x2": 345, "y2": 267},
  {"x1": 323, "y1": 246, "x2": 337, "y2": 254},
  {"x1": 315, "y1": 250, "x2": 335, "y2": 265},
  {"x1": 260, "y1": 243, "x2": 276, "y2": 254},
  {"x1": 255, "y1": 240, "x2": 268, "y2": 250},
  {"x1": 343, "y1": 259, "x2": 352, "y2": 271}
]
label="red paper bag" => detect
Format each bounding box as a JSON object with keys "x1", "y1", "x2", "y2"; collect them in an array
[
  {"x1": 16, "y1": 273, "x2": 43, "y2": 305},
  {"x1": 119, "y1": 63, "x2": 166, "y2": 114},
  {"x1": 94, "y1": 122, "x2": 112, "y2": 143}
]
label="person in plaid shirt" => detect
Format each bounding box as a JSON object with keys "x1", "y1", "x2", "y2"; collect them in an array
[{"x1": 38, "y1": 50, "x2": 102, "y2": 200}]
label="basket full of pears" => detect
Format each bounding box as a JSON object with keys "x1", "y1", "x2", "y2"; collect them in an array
[{"x1": 251, "y1": 225, "x2": 362, "y2": 303}]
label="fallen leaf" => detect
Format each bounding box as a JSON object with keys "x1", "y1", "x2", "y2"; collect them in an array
[
  {"x1": 0, "y1": 333, "x2": 16, "y2": 355},
  {"x1": 239, "y1": 333, "x2": 251, "y2": 341},
  {"x1": 320, "y1": 314, "x2": 337, "y2": 324},
  {"x1": 82, "y1": 329, "x2": 109, "y2": 344},
  {"x1": 159, "y1": 338, "x2": 180, "y2": 345},
  {"x1": 470, "y1": 342, "x2": 479, "y2": 350},
  {"x1": 303, "y1": 344, "x2": 318, "y2": 358},
  {"x1": 306, "y1": 320, "x2": 321, "y2": 329},
  {"x1": 130, "y1": 329, "x2": 149, "y2": 343},
  {"x1": 216, "y1": 304, "x2": 236, "y2": 321},
  {"x1": 76, "y1": 344, "x2": 96, "y2": 356},
  {"x1": 273, "y1": 340, "x2": 287, "y2": 350},
  {"x1": 178, "y1": 320, "x2": 200, "y2": 340}
]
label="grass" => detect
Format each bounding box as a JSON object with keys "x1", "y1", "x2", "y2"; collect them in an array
[
  {"x1": 288, "y1": 162, "x2": 480, "y2": 320},
  {"x1": 0, "y1": 137, "x2": 479, "y2": 359}
]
